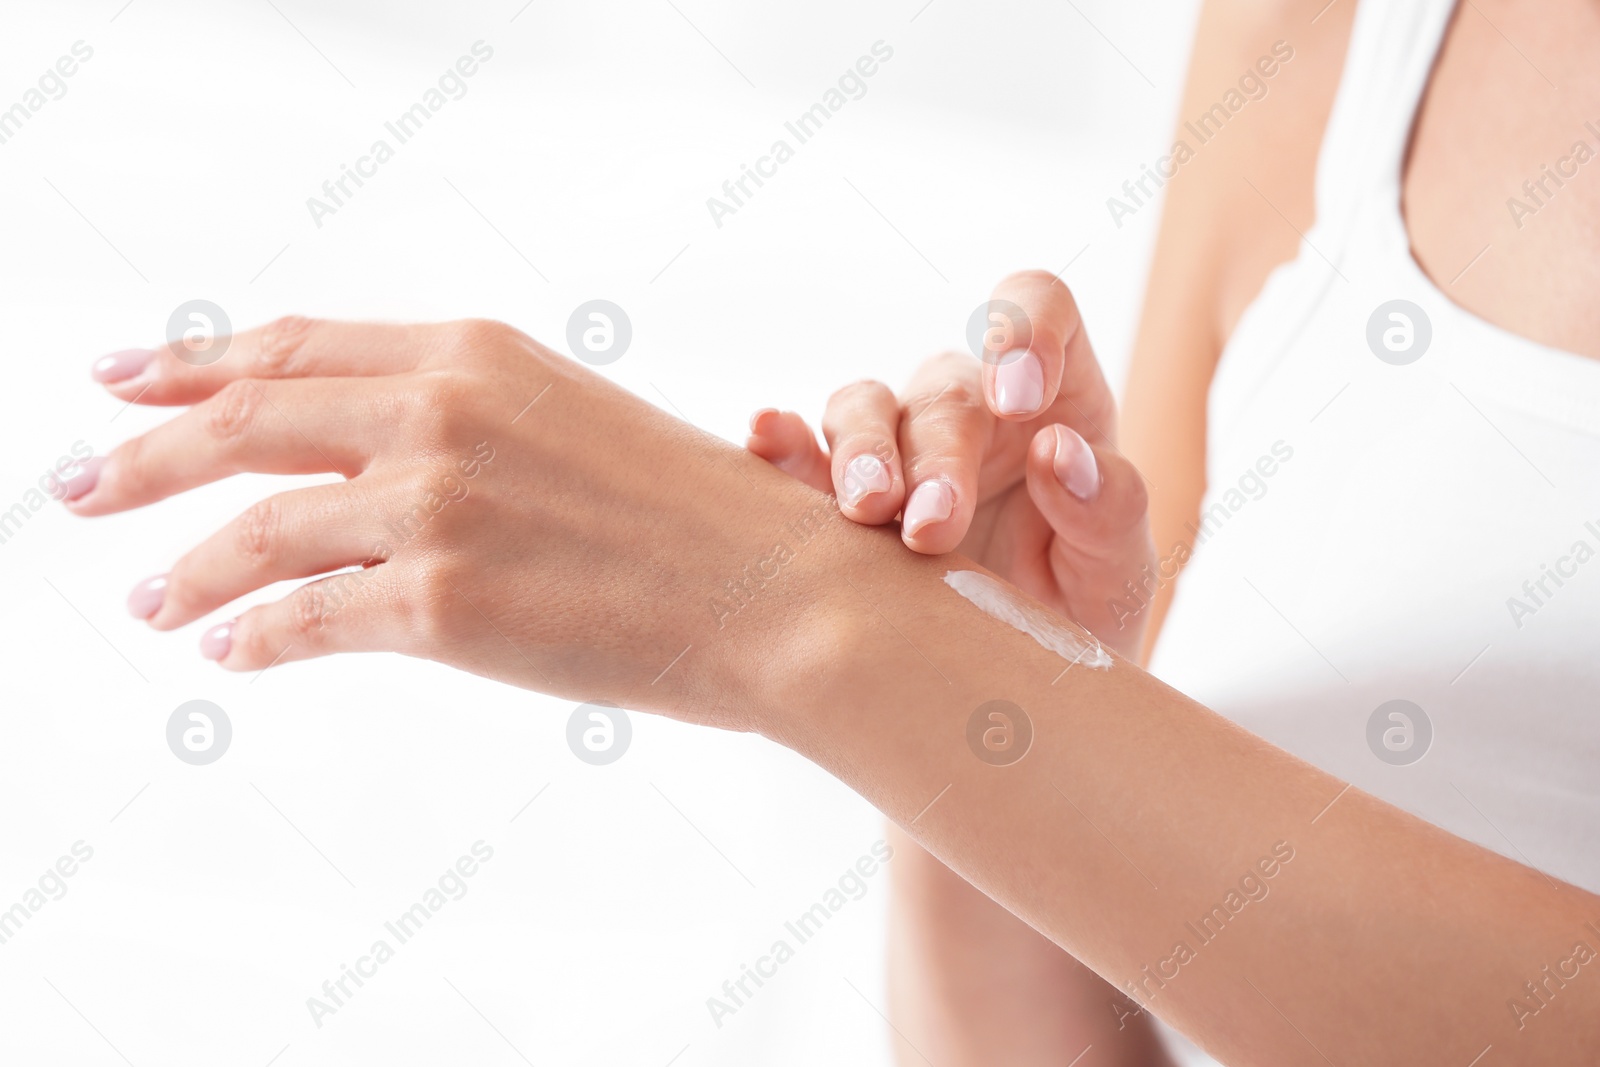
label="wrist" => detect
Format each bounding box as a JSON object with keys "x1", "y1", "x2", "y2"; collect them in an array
[
  {"x1": 691, "y1": 483, "x2": 879, "y2": 746},
  {"x1": 733, "y1": 509, "x2": 946, "y2": 755}
]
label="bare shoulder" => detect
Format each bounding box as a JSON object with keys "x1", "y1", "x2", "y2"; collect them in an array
[{"x1": 1167, "y1": 0, "x2": 1357, "y2": 340}]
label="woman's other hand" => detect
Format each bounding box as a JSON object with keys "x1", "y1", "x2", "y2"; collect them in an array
[{"x1": 748, "y1": 271, "x2": 1157, "y2": 661}]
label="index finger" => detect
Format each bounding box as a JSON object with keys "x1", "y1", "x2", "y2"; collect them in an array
[
  {"x1": 91, "y1": 315, "x2": 432, "y2": 406},
  {"x1": 979, "y1": 270, "x2": 1116, "y2": 439}
]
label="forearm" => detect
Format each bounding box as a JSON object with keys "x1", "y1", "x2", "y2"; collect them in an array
[
  {"x1": 885, "y1": 822, "x2": 1175, "y2": 1067},
  {"x1": 759, "y1": 515, "x2": 1600, "y2": 1065}
]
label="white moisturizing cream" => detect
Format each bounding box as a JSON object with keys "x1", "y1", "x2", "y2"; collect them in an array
[{"x1": 942, "y1": 570, "x2": 1113, "y2": 671}]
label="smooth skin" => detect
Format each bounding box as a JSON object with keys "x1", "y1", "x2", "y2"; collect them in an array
[
  {"x1": 69, "y1": 313, "x2": 1600, "y2": 1065},
  {"x1": 748, "y1": 273, "x2": 1168, "y2": 1062},
  {"x1": 66, "y1": 0, "x2": 1600, "y2": 1063},
  {"x1": 748, "y1": 0, "x2": 1600, "y2": 1062}
]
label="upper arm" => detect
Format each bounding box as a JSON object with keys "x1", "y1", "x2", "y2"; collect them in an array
[{"x1": 1120, "y1": 0, "x2": 1354, "y2": 661}]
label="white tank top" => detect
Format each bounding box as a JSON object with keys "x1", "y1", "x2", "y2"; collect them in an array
[{"x1": 1151, "y1": 0, "x2": 1600, "y2": 1056}]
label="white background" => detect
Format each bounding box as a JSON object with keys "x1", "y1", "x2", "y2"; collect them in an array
[{"x1": 0, "y1": 2, "x2": 1199, "y2": 1063}]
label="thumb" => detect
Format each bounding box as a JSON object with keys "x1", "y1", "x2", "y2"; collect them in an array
[{"x1": 1024, "y1": 424, "x2": 1155, "y2": 656}]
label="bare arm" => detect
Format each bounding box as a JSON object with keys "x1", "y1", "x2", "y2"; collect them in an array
[
  {"x1": 1123, "y1": 0, "x2": 1353, "y2": 660},
  {"x1": 763, "y1": 529, "x2": 1600, "y2": 1065},
  {"x1": 751, "y1": 2, "x2": 1363, "y2": 1059},
  {"x1": 80, "y1": 312, "x2": 1596, "y2": 1064}
]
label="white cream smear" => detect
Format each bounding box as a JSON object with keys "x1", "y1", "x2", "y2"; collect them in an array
[{"x1": 942, "y1": 570, "x2": 1113, "y2": 670}]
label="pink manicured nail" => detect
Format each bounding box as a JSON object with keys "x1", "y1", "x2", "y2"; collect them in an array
[
  {"x1": 841, "y1": 454, "x2": 891, "y2": 507},
  {"x1": 127, "y1": 574, "x2": 169, "y2": 620},
  {"x1": 1053, "y1": 425, "x2": 1101, "y2": 501},
  {"x1": 903, "y1": 479, "x2": 953, "y2": 536},
  {"x1": 91, "y1": 348, "x2": 154, "y2": 383},
  {"x1": 994, "y1": 350, "x2": 1044, "y2": 415},
  {"x1": 59, "y1": 457, "x2": 104, "y2": 503},
  {"x1": 200, "y1": 622, "x2": 233, "y2": 661}
]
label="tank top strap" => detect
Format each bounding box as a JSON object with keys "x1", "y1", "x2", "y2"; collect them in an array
[{"x1": 1310, "y1": 0, "x2": 1459, "y2": 245}]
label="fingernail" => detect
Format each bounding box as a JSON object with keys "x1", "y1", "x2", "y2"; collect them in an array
[
  {"x1": 749, "y1": 407, "x2": 779, "y2": 435},
  {"x1": 841, "y1": 454, "x2": 891, "y2": 507},
  {"x1": 91, "y1": 348, "x2": 154, "y2": 384},
  {"x1": 127, "y1": 574, "x2": 169, "y2": 620},
  {"x1": 59, "y1": 457, "x2": 104, "y2": 503},
  {"x1": 994, "y1": 350, "x2": 1043, "y2": 416},
  {"x1": 1053, "y1": 425, "x2": 1101, "y2": 501},
  {"x1": 903, "y1": 479, "x2": 953, "y2": 536},
  {"x1": 200, "y1": 622, "x2": 233, "y2": 662}
]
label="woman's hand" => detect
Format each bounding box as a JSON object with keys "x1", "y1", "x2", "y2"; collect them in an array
[
  {"x1": 747, "y1": 271, "x2": 1157, "y2": 661},
  {"x1": 75, "y1": 316, "x2": 833, "y2": 730}
]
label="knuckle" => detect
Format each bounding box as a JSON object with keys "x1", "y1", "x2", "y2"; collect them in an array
[
  {"x1": 205, "y1": 380, "x2": 261, "y2": 443},
  {"x1": 317, "y1": 567, "x2": 372, "y2": 619},
  {"x1": 412, "y1": 555, "x2": 457, "y2": 597},
  {"x1": 417, "y1": 369, "x2": 472, "y2": 409},
  {"x1": 385, "y1": 473, "x2": 444, "y2": 546},
  {"x1": 903, "y1": 455, "x2": 955, "y2": 484},
  {"x1": 407, "y1": 558, "x2": 463, "y2": 645},
  {"x1": 1114, "y1": 468, "x2": 1151, "y2": 530},
  {"x1": 439, "y1": 317, "x2": 515, "y2": 355},
  {"x1": 232, "y1": 611, "x2": 280, "y2": 667},
  {"x1": 235, "y1": 497, "x2": 282, "y2": 569},
  {"x1": 1125, "y1": 467, "x2": 1150, "y2": 514},
  {"x1": 917, "y1": 351, "x2": 972, "y2": 378},
  {"x1": 905, "y1": 378, "x2": 981, "y2": 421},
  {"x1": 254, "y1": 315, "x2": 317, "y2": 375},
  {"x1": 401, "y1": 372, "x2": 472, "y2": 437},
  {"x1": 287, "y1": 584, "x2": 334, "y2": 644},
  {"x1": 825, "y1": 378, "x2": 892, "y2": 410},
  {"x1": 822, "y1": 381, "x2": 897, "y2": 444},
  {"x1": 370, "y1": 383, "x2": 413, "y2": 427}
]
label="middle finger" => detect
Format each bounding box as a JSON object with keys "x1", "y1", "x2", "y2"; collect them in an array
[
  {"x1": 69, "y1": 377, "x2": 393, "y2": 516},
  {"x1": 896, "y1": 354, "x2": 993, "y2": 554}
]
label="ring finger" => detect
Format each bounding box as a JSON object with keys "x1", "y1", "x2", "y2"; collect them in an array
[
  {"x1": 93, "y1": 316, "x2": 432, "y2": 407},
  {"x1": 896, "y1": 354, "x2": 992, "y2": 554},
  {"x1": 136, "y1": 480, "x2": 385, "y2": 630},
  {"x1": 69, "y1": 377, "x2": 386, "y2": 516}
]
